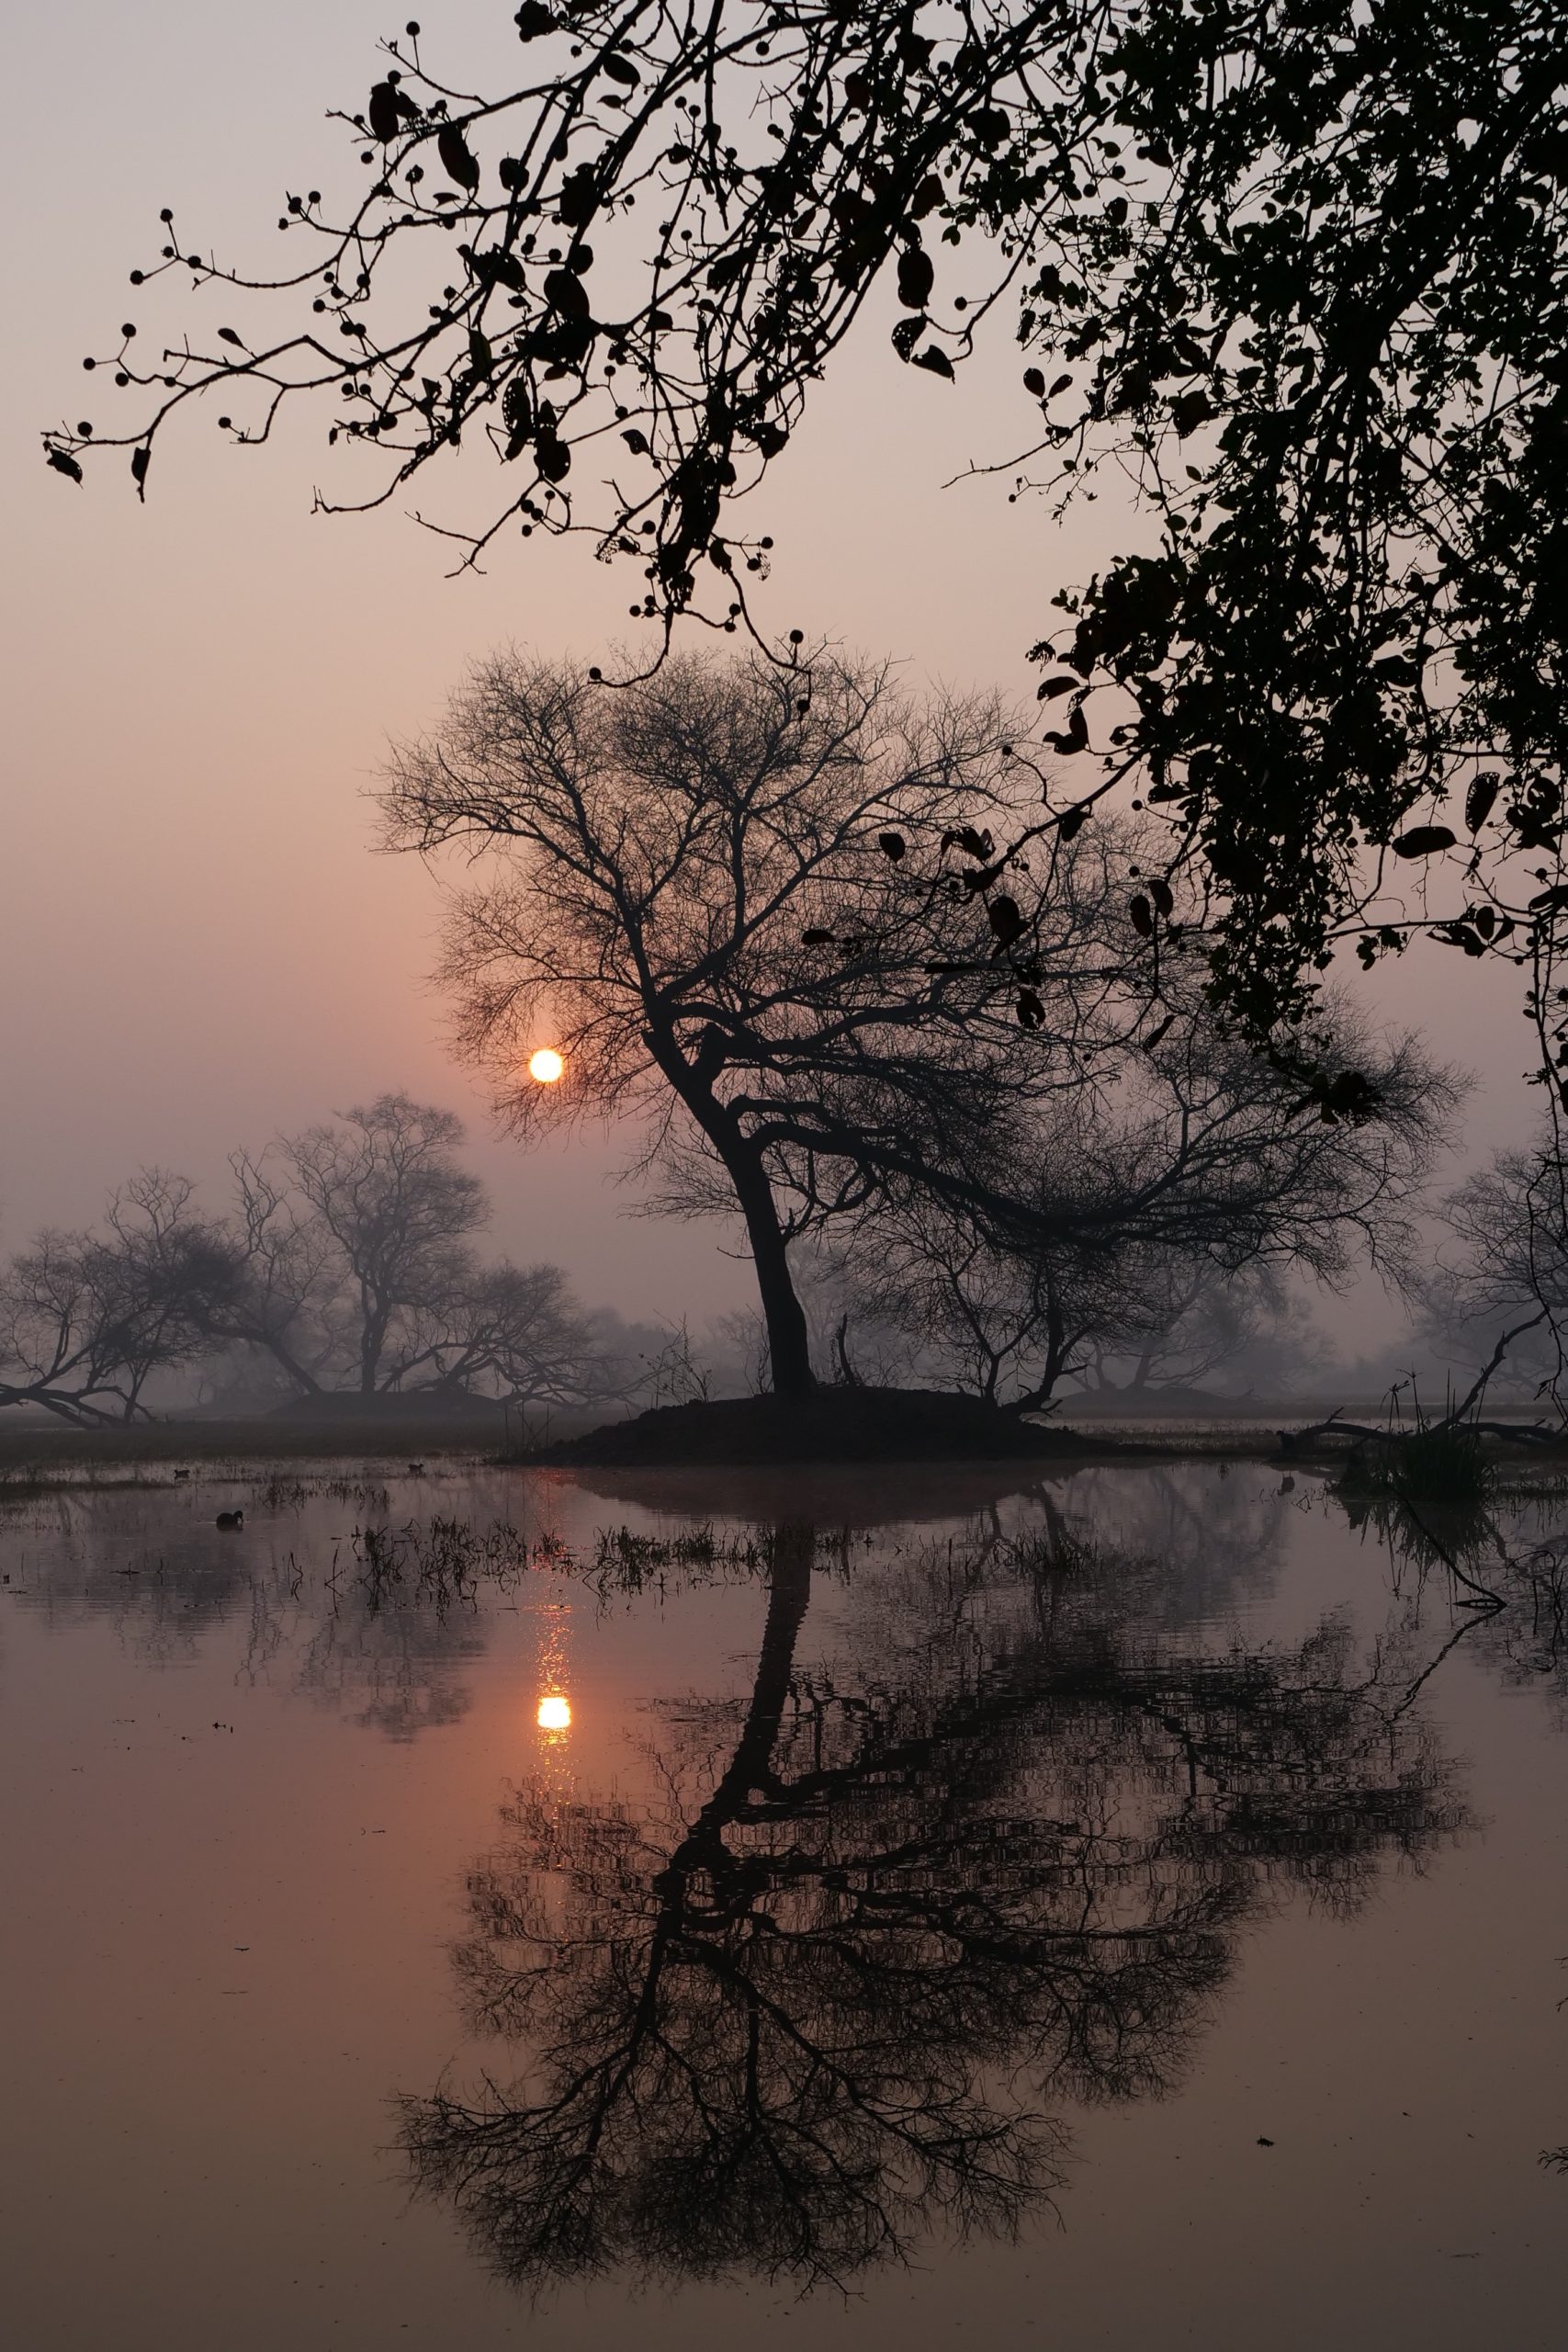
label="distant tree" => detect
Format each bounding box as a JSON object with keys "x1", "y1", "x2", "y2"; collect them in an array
[
  {"x1": 47, "y1": 1, "x2": 1568, "y2": 1080},
  {"x1": 207, "y1": 1093, "x2": 617, "y2": 1409},
  {"x1": 276, "y1": 1092, "x2": 488, "y2": 1395},
  {"x1": 1075, "y1": 1260, "x2": 1331, "y2": 1401},
  {"x1": 389, "y1": 1258, "x2": 618, "y2": 1409},
  {"x1": 1428, "y1": 1132, "x2": 1568, "y2": 1402},
  {"x1": 207, "y1": 1147, "x2": 352, "y2": 1396},
  {"x1": 0, "y1": 1171, "x2": 241, "y2": 1424},
  {"x1": 822, "y1": 1003, "x2": 1431, "y2": 1409}
]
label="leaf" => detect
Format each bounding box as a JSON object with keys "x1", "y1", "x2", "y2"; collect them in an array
[
  {"x1": 367, "y1": 82, "x2": 401, "y2": 144},
  {"x1": 912, "y1": 345, "x2": 954, "y2": 379},
  {"x1": 535, "y1": 433, "x2": 570, "y2": 481},
  {"x1": 896, "y1": 247, "x2": 934, "y2": 309},
  {"x1": 877, "y1": 831, "x2": 906, "y2": 861},
  {"x1": 1143, "y1": 1011, "x2": 1177, "y2": 1051},
  {"x1": 1043, "y1": 701, "x2": 1089, "y2": 755},
  {"x1": 130, "y1": 445, "x2": 150, "y2": 490},
  {"x1": 468, "y1": 329, "x2": 493, "y2": 377},
  {"x1": 557, "y1": 163, "x2": 598, "y2": 225},
  {"x1": 1023, "y1": 367, "x2": 1045, "y2": 396},
  {"x1": 1016, "y1": 988, "x2": 1044, "y2": 1030},
  {"x1": 46, "y1": 445, "x2": 84, "y2": 483},
  {"x1": 987, "y1": 895, "x2": 1026, "y2": 944},
  {"x1": 1129, "y1": 894, "x2": 1154, "y2": 938},
  {"x1": 1391, "y1": 824, "x2": 1457, "y2": 859},
  {"x1": 1056, "y1": 806, "x2": 1089, "y2": 842},
  {"x1": 943, "y1": 825, "x2": 994, "y2": 860},
  {"x1": 801, "y1": 928, "x2": 834, "y2": 945},
  {"x1": 1036, "y1": 674, "x2": 1077, "y2": 700},
  {"x1": 890, "y1": 316, "x2": 924, "y2": 363},
  {"x1": 620, "y1": 427, "x2": 649, "y2": 454},
  {"x1": 601, "y1": 53, "x2": 639, "y2": 86},
  {"x1": 544, "y1": 267, "x2": 591, "y2": 321},
  {"x1": 1465, "y1": 773, "x2": 1501, "y2": 833},
  {"x1": 437, "y1": 123, "x2": 480, "y2": 193},
  {"x1": 472, "y1": 247, "x2": 526, "y2": 291},
  {"x1": 909, "y1": 174, "x2": 944, "y2": 220},
  {"x1": 1169, "y1": 390, "x2": 1213, "y2": 435},
  {"x1": 1149, "y1": 877, "x2": 1174, "y2": 918},
  {"x1": 217, "y1": 326, "x2": 244, "y2": 347}
]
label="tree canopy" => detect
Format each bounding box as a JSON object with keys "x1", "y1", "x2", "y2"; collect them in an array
[
  {"x1": 45, "y1": 0, "x2": 1568, "y2": 1067},
  {"x1": 384, "y1": 646, "x2": 1454, "y2": 1393}
]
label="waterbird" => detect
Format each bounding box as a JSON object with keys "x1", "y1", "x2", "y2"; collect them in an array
[
  {"x1": 216, "y1": 1509, "x2": 244, "y2": 1531},
  {"x1": 407, "y1": 1460, "x2": 426, "y2": 1476},
  {"x1": 174, "y1": 1468, "x2": 190, "y2": 1481}
]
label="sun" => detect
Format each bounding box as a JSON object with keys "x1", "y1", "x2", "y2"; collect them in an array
[
  {"x1": 527, "y1": 1047, "x2": 565, "y2": 1085},
  {"x1": 536, "y1": 1691, "x2": 572, "y2": 1731}
]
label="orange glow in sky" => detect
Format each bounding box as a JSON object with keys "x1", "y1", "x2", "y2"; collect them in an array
[
  {"x1": 528, "y1": 1048, "x2": 565, "y2": 1085},
  {"x1": 536, "y1": 1691, "x2": 572, "y2": 1731}
]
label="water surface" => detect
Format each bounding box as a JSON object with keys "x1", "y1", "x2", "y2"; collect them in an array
[{"x1": 3, "y1": 1458, "x2": 1565, "y2": 2348}]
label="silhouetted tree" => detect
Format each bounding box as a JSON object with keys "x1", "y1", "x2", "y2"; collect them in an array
[
  {"x1": 276, "y1": 1092, "x2": 488, "y2": 1395},
  {"x1": 823, "y1": 1000, "x2": 1426, "y2": 1407},
  {"x1": 385, "y1": 649, "x2": 1454, "y2": 1396},
  {"x1": 399, "y1": 1520, "x2": 1462, "y2": 2292},
  {"x1": 1427, "y1": 1129, "x2": 1567, "y2": 1400},
  {"x1": 0, "y1": 1170, "x2": 241, "y2": 1424},
  {"x1": 383, "y1": 648, "x2": 1043, "y2": 1394},
  {"x1": 205, "y1": 1092, "x2": 617, "y2": 1408},
  {"x1": 47, "y1": 3, "x2": 1568, "y2": 1076}
]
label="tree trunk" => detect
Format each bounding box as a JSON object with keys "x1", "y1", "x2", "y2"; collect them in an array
[
  {"x1": 651, "y1": 1035, "x2": 815, "y2": 1398},
  {"x1": 728, "y1": 1150, "x2": 815, "y2": 1398},
  {"x1": 658, "y1": 1527, "x2": 814, "y2": 1900}
]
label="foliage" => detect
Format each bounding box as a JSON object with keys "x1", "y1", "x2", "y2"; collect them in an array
[{"x1": 44, "y1": 0, "x2": 1568, "y2": 1068}]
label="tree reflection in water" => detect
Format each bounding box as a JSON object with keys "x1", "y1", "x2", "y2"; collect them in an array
[{"x1": 400, "y1": 1518, "x2": 1466, "y2": 2294}]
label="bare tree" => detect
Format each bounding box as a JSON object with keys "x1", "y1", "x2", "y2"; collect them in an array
[
  {"x1": 382, "y1": 647, "x2": 1232, "y2": 1396},
  {"x1": 0, "y1": 1171, "x2": 241, "y2": 1425},
  {"x1": 202, "y1": 1148, "x2": 351, "y2": 1395},
  {"x1": 386, "y1": 650, "x2": 1457, "y2": 1403},
  {"x1": 820, "y1": 996, "x2": 1448, "y2": 1408},
  {"x1": 203, "y1": 1097, "x2": 618, "y2": 1411},
  {"x1": 389, "y1": 1259, "x2": 618, "y2": 1409},
  {"x1": 265, "y1": 1092, "x2": 488, "y2": 1396},
  {"x1": 1427, "y1": 1132, "x2": 1568, "y2": 1402},
  {"x1": 1076, "y1": 1261, "x2": 1330, "y2": 1401}
]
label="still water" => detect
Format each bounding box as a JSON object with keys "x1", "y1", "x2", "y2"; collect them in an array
[{"x1": 3, "y1": 1458, "x2": 1565, "y2": 2349}]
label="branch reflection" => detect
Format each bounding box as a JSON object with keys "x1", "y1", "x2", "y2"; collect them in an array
[{"x1": 400, "y1": 1519, "x2": 1465, "y2": 2294}]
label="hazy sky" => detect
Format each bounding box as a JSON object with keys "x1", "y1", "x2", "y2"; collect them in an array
[{"x1": 2, "y1": 1, "x2": 1537, "y2": 1341}]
